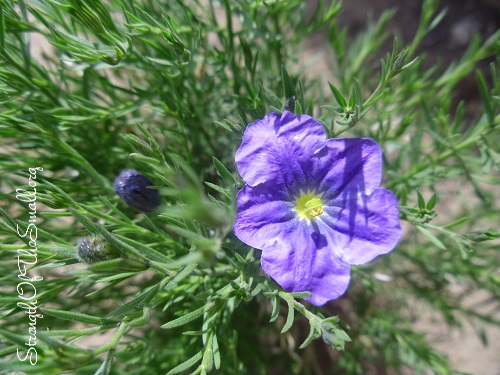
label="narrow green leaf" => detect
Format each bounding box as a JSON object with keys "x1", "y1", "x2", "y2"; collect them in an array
[
  {"x1": 201, "y1": 334, "x2": 214, "y2": 371},
  {"x1": 396, "y1": 185, "x2": 408, "y2": 206},
  {"x1": 145, "y1": 56, "x2": 175, "y2": 66},
  {"x1": 426, "y1": 190, "x2": 437, "y2": 210},
  {"x1": 416, "y1": 189, "x2": 425, "y2": 210},
  {"x1": 114, "y1": 234, "x2": 172, "y2": 264},
  {"x1": 294, "y1": 99, "x2": 303, "y2": 115},
  {"x1": 234, "y1": 252, "x2": 245, "y2": 264},
  {"x1": 321, "y1": 104, "x2": 343, "y2": 115},
  {"x1": 429, "y1": 8, "x2": 447, "y2": 31},
  {"x1": 96, "y1": 272, "x2": 138, "y2": 283},
  {"x1": 121, "y1": 133, "x2": 154, "y2": 156},
  {"x1": 328, "y1": 82, "x2": 347, "y2": 108},
  {"x1": 42, "y1": 308, "x2": 117, "y2": 325},
  {"x1": 210, "y1": 333, "x2": 221, "y2": 369},
  {"x1": 297, "y1": 78, "x2": 306, "y2": 113},
  {"x1": 476, "y1": 70, "x2": 493, "y2": 124},
  {"x1": 442, "y1": 216, "x2": 468, "y2": 229},
  {"x1": 451, "y1": 101, "x2": 465, "y2": 133},
  {"x1": 270, "y1": 104, "x2": 282, "y2": 113},
  {"x1": 0, "y1": 344, "x2": 16, "y2": 358},
  {"x1": 205, "y1": 181, "x2": 229, "y2": 196},
  {"x1": 166, "y1": 351, "x2": 203, "y2": 375},
  {"x1": 88, "y1": 258, "x2": 147, "y2": 273},
  {"x1": 105, "y1": 284, "x2": 160, "y2": 318},
  {"x1": 166, "y1": 225, "x2": 207, "y2": 242},
  {"x1": 213, "y1": 157, "x2": 236, "y2": 185},
  {"x1": 214, "y1": 120, "x2": 233, "y2": 132},
  {"x1": 281, "y1": 302, "x2": 294, "y2": 333},
  {"x1": 299, "y1": 325, "x2": 321, "y2": 349},
  {"x1": 161, "y1": 306, "x2": 205, "y2": 329},
  {"x1": 281, "y1": 65, "x2": 296, "y2": 105},
  {"x1": 352, "y1": 79, "x2": 362, "y2": 107},
  {"x1": 348, "y1": 84, "x2": 356, "y2": 108},
  {"x1": 182, "y1": 331, "x2": 205, "y2": 336},
  {"x1": 166, "y1": 263, "x2": 198, "y2": 289},
  {"x1": 263, "y1": 86, "x2": 283, "y2": 109},
  {"x1": 269, "y1": 295, "x2": 280, "y2": 323},
  {"x1": 416, "y1": 226, "x2": 446, "y2": 250},
  {"x1": 0, "y1": 328, "x2": 33, "y2": 347},
  {"x1": 251, "y1": 283, "x2": 262, "y2": 296},
  {"x1": 129, "y1": 152, "x2": 161, "y2": 165}
]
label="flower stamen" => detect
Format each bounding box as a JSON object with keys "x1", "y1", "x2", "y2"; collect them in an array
[
  {"x1": 295, "y1": 191, "x2": 324, "y2": 220},
  {"x1": 305, "y1": 197, "x2": 323, "y2": 217}
]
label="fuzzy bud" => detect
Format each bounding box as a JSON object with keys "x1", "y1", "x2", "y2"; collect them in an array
[
  {"x1": 76, "y1": 235, "x2": 119, "y2": 264},
  {"x1": 113, "y1": 169, "x2": 161, "y2": 212}
]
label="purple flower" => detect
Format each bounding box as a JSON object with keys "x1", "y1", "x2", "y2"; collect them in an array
[
  {"x1": 114, "y1": 169, "x2": 161, "y2": 212},
  {"x1": 233, "y1": 111, "x2": 401, "y2": 306}
]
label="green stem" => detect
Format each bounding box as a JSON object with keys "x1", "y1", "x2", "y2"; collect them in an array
[
  {"x1": 278, "y1": 291, "x2": 321, "y2": 325},
  {"x1": 94, "y1": 321, "x2": 129, "y2": 355}
]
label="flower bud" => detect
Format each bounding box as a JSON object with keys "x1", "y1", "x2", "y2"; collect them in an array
[
  {"x1": 76, "y1": 235, "x2": 119, "y2": 264},
  {"x1": 113, "y1": 169, "x2": 161, "y2": 212}
]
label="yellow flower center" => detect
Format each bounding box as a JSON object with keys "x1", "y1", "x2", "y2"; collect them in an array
[{"x1": 295, "y1": 191, "x2": 324, "y2": 220}]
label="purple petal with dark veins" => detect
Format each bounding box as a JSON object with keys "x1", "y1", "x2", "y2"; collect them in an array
[
  {"x1": 260, "y1": 221, "x2": 351, "y2": 306},
  {"x1": 236, "y1": 111, "x2": 327, "y2": 189}
]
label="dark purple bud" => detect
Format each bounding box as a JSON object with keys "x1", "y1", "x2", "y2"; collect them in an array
[
  {"x1": 114, "y1": 169, "x2": 161, "y2": 212},
  {"x1": 76, "y1": 235, "x2": 119, "y2": 264}
]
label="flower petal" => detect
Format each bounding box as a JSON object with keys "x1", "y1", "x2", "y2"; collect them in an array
[
  {"x1": 321, "y1": 188, "x2": 401, "y2": 264},
  {"x1": 235, "y1": 111, "x2": 326, "y2": 188},
  {"x1": 309, "y1": 138, "x2": 383, "y2": 199},
  {"x1": 260, "y1": 222, "x2": 351, "y2": 306},
  {"x1": 276, "y1": 111, "x2": 326, "y2": 145},
  {"x1": 233, "y1": 183, "x2": 296, "y2": 250}
]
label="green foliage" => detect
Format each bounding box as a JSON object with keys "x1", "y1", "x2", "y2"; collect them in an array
[{"x1": 1, "y1": 0, "x2": 499, "y2": 374}]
